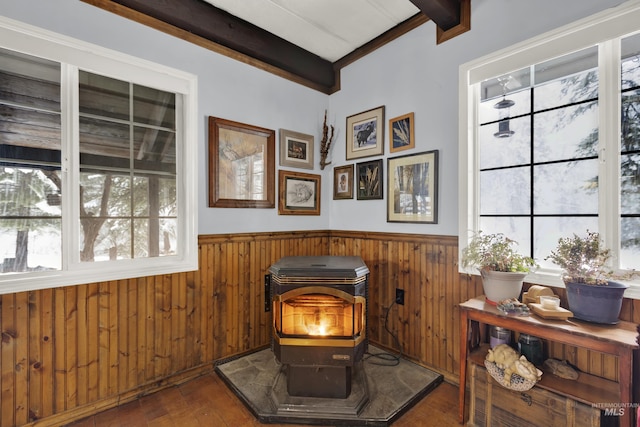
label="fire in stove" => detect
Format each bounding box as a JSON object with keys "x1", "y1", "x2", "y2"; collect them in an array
[{"x1": 268, "y1": 256, "x2": 369, "y2": 399}]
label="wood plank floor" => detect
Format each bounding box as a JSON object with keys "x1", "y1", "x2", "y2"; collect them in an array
[{"x1": 66, "y1": 371, "x2": 460, "y2": 427}]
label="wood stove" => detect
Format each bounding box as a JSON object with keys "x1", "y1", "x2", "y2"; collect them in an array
[{"x1": 268, "y1": 255, "x2": 369, "y2": 399}]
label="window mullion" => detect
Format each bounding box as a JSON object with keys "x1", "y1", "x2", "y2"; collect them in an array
[
  {"x1": 597, "y1": 39, "x2": 622, "y2": 266},
  {"x1": 61, "y1": 63, "x2": 80, "y2": 270}
]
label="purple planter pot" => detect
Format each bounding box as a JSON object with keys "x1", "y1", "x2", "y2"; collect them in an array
[{"x1": 565, "y1": 280, "x2": 628, "y2": 324}]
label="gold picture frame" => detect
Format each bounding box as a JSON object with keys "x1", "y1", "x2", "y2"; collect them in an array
[
  {"x1": 278, "y1": 169, "x2": 321, "y2": 215},
  {"x1": 387, "y1": 150, "x2": 439, "y2": 223},
  {"x1": 208, "y1": 116, "x2": 275, "y2": 208},
  {"x1": 279, "y1": 128, "x2": 314, "y2": 169},
  {"x1": 333, "y1": 164, "x2": 354, "y2": 199},
  {"x1": 389, "y1": 112, "x2": 415, "y2": 153},
  {"x1": 346, "y1": 106, "x2": 385, "y2": 160}
]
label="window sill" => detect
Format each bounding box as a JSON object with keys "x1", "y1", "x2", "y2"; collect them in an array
[{"x1": 460, "y1": 268, "x2": 640, "y2": 300}]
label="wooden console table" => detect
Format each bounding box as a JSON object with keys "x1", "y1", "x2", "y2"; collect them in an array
[{"x1": 458, "y1": 296, "x2": 639, "y2": 426}]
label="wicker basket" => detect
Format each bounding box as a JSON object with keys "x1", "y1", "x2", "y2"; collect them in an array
[{"x1": 484, "y1": 360, "x2": 542, "y2": 391}]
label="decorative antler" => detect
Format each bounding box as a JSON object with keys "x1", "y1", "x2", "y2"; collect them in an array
[{"x1": 319, "y1": 109, "x2": 335, "y2": 170}]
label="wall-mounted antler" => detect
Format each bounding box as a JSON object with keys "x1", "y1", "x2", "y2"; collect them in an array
[{"x1": 319, "y1": 110, "x2": 335, "y2": 170}]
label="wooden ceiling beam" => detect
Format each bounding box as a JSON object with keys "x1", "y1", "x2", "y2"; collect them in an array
[
  {"x1": 82, "y1": 0, "x2": 471, "y2": 93},
  {"x1": 95, "y1": 0, "x2": 336, "y2": 91},
  {"x1": 409, "y1": 0, "x2": 461, "y2": 31}
]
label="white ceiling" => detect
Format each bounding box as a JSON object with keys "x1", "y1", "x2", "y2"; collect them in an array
[{"x1": 202, "y1": 0, "x2": 420, "y2": 62}]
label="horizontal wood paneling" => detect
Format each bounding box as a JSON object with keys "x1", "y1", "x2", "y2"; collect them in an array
[{"x1": 0, "y1": 230, "x2": 637, "y2": 427}]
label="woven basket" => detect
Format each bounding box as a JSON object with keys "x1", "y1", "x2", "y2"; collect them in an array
[{"x1": 484, "y1": 360, "x2": 541, "y2": 391}]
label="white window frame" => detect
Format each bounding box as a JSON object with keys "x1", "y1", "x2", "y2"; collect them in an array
[
  {"x1": 0, "y1": 16, "x2": 198, "y2": 294},
  {"x1": 458, "y1": 0, "x2": 640, "y2": 299}
]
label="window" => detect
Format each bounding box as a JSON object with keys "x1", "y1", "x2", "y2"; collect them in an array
[
  {"x1": 0, "y1": 17, "x2": 197, "y2": 294},
  {"x1": 459, "y1": 2, "x2": 640, "y2": 297}
]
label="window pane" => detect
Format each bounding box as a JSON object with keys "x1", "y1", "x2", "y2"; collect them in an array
[
  {"x1": 78, "y1": 71, "x2": 177, "y2": 264},
  {"x1": 133, "y1": 84, "x2": 175, "y2": 129},
  {"x1": 0, "y1": 49, "x2": 62, "y2": 275},
  {"x1": 534, "y1": 102, "x2": 599, "y2": 162},
  {"x1": 133, "y1": 127, "x2": 176, "y2": 173},
  {"x1": 0, "y1": 218, "x2": 61, "y2": 272},
  {"x1": 480, "y1": 167, "x2": 531, "y2": 215},
  {"x1": 79, "y1": 73, "x2": 129, "y2": 120},
  {"x1": 621, "y1": 34, "x2": 640, "y2": 272},
  {"x1": 478, "y1": 216, "x2": 532, "y2": 256},
  {"x1": 621, "y1": 93, "x2": 640, "y2": 152},
  {"x1": 621, "y1": 153, "x2": 640, "y2": 215},
  {"x1": 621, "y1": 217, "x2": 640, "y2": 270},
  {"x1": 621, "y1": 33, "x2": 640, "y2": 91},
  {"x1": 479, "y1": 89, "x2": 531, "y2": 124},
  {"x1": 479, "y1": 116, "x2": 531, "y2": 169},
  {"x1": 534, "y1": 217, "x2": 598, "y2": 269},
  {"x1": 534, "y1": 159, "x2": 598, "y2": 215},
  {"x1": 534, "y1": 47, "x2": 598, "y2": 90}
]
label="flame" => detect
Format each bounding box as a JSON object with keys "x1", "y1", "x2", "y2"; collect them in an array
[{"x1": 305, "y1": 321, "x2": 329, "y2": 336}]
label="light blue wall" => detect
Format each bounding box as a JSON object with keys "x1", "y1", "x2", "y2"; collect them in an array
[
  {"x1": 328, "y1": 0, "x2": 626, "y2": 235},
  {"x1": 0, "y1": 0, "x2": 627, "y2": 237},
  {"x1": 0, "y1": 0, "x2": 330, "y2": 235}
]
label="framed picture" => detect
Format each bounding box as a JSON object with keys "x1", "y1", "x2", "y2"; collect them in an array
[
  {"x1": 278, "y1": 169, "x2": 321, "y2": 215},
  {"x1": 356, "y1": 159, "x2": 383, "y2": 200},
  {"x1": 389, "y1": 112, "x2": 415, "y2": 153},
  {"x1": 279, "y1": 129, "x2": 314, "y2": 169},
  {"x1": 387, "y1": 150, "x2": 438, "y2": 223},
  {"x1": 208, "y1": 117, "x2": 275, "y2": 208},
  {"x1": 333, "y1": 164, "x2": 354, "y2": 199},
  {"x1": 346, "y1": 106, "x2": 385, "y2": 160}
]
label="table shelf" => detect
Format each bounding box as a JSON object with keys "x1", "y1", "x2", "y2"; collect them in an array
[
  {"x1": 459, "y1": 296, "x2": 638, "y2": 427},
  {"x1": 469, "y1": 345, "x2": 620, "y2": 406}
]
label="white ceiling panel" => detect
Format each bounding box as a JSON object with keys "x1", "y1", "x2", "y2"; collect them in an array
[{"x1": 203, "y1": 0, "x2": 419, "y2": 61}]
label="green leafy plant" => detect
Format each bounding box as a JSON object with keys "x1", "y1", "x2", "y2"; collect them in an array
[
  {"x1": 546, "y1": 230, "x2": 637, "y2": 285},
  {"x1": 461, "y1": 231, "x2": 537, "y2": 273}
]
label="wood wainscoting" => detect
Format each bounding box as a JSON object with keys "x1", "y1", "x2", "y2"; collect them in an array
[{"x1": 0, "y1": 230, "x2": 637, "y2": 427}]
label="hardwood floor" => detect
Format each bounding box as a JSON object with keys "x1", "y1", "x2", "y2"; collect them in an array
[{"x1": 65, "y1": 370, "x2": 460, "y2": 427}]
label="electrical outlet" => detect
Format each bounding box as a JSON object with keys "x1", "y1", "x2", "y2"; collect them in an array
[{"x1": 395, "y1": 288, "x2": 405, "y2": 305}]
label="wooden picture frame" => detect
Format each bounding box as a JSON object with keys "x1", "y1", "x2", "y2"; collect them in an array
[
  {"x1": 387, "y1": 150, "x2": 439, "y2": 223},
  {"x1": 346, "y1": 106, "x2": 385, "y2": 160},
  {"x1": 333, "y1": 164, "x2": 354, "y2": 199},
  {"x1": 389, "y1": 112, "x2": 415, "y2": 153},
  {"x1": 356, "y1": 159, "x2": 383, "y2": 200},
  {"x1": 279, "y1": 128, "x2": 314, "y2": 169},
  {"x1": 278, "y1": 169, "x2": 321, "y2": 215},
  {"x1": 208, "y1": 116, "x2": 275, "y2": 208}
]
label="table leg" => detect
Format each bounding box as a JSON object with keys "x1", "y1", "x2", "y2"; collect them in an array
[
  {"x1": 459, "y1": 310, "x2": 469, "y2": 424},
  {"x1": 619, "y1": 349, "x2": 633, "y2": 427}
]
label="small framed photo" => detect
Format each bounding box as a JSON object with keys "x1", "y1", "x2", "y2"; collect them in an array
[
  {"x1": 279, "y1": 129, "x2": 314, "y2": 169},
  {"x1": 333, "y1": 164, "x2": 354, "y2": 200},
  {"x1": 387, "y1": 150, "x2": 439, "y2": 223},
  {"x1": 389, "y1": 112, "x2": 415, "y2": 153},
  {"x1": 208, "y1": 117, "x2": 275, "y2": 208},
  {"x1": 346, "y1": 106, "x2": 385, "y2": 160},
  {"x1": 356, "y1": 159, "x2": 383, "y2": 200},
  {"x1": 278, "y1": 169, "x2": 321, "y2": 215}
]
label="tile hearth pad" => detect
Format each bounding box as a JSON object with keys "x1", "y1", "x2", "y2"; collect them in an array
[{"x1": 215, "y1": 346, "x2": 443, "y2": 426}]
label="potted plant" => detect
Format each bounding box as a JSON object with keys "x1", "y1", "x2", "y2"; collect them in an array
[
  {"x1": 461, "y1": 231, "x2": 537, "y2": 304},
  {"x1": 545, "y1": 230, "x2": 637, "y2": 324}
]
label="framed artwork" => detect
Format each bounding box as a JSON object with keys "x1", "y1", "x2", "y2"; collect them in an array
[
  {"x1": 279, "y1": 129, "x2": 314, "y2": 169},
  {"x1": 387, "y1": 150, "x2": 439, "y2": 223},
  {"x1": 208, "y1": 117, "x2": 275, "y2": 208},
  {"x1": 278, "y1": 169, "x2": 321, "y2": 215},
  {"x1": 389, "y1": 112, "x2": 415, "y2": 153},
  {"x1": 346, "y1": 106, "x2": 385, "y2": 160},
  {"x1": 333, "y1": 164, "x2": 354, "y2": 200},
  {"x1": 356, "y1": 159, "x2": 383, "y2": 200}
]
